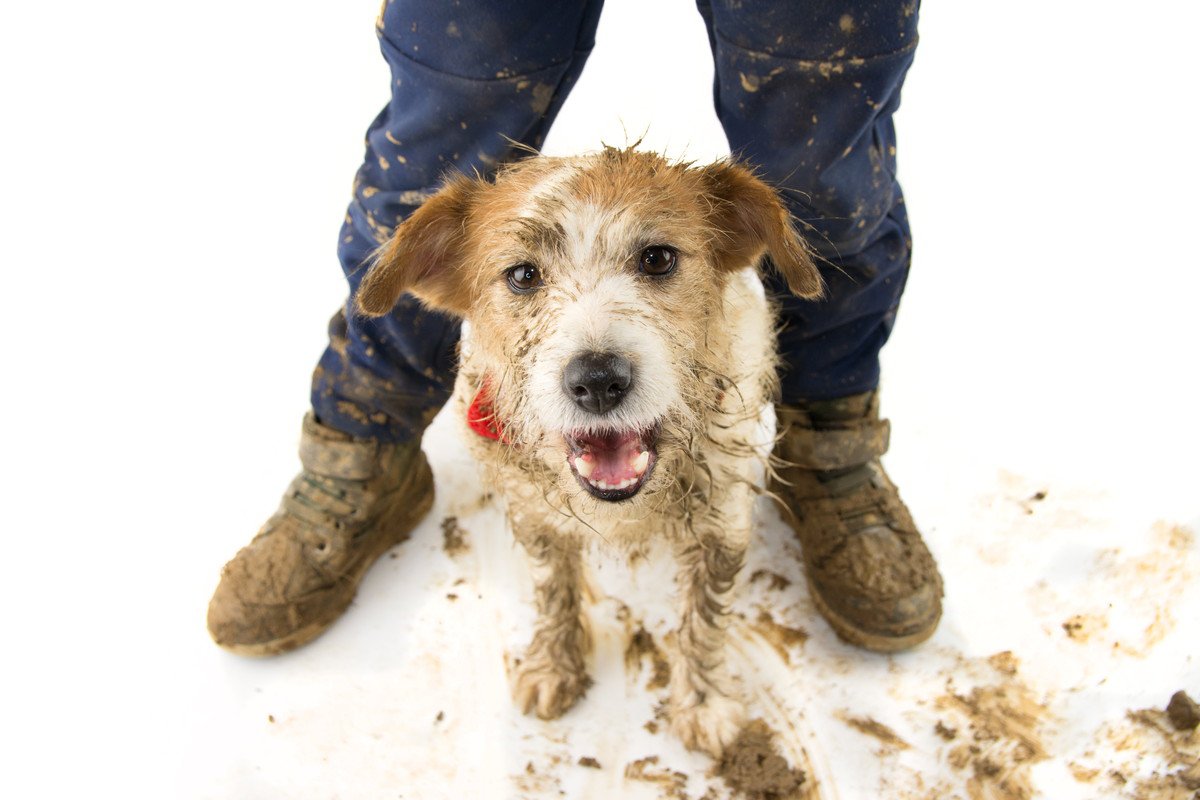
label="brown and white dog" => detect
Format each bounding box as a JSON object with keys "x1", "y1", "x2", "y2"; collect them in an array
[{"x1": 356, "y1": 148, "x2": 822, "y2": 757}]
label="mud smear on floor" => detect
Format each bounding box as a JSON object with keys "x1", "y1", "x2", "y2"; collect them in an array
[
  {"x1": 934, "y1": 652, "x2": 1048, "y2": 800},
  {"x1": 716, "y1": 719, "x2": 807, "y2": 800},
  {"x1": 749, "y1": 569, "x2": 792, "y2": 592},
  {"x1": 1095, "y1": 522, "x2": 1195, "y2": 657},
  {"x1": 623, "y1": 755, "x2": 689, "y2": 799},
  {"x1": 749, "y1": 609, "x2": 808, "y2": 665},
  {"x1": 513, "y1": 755, "x2": 565, "y2": 798},
  {"x1": 836, "y1": 712, "x2": 911, "y2": 751},
  {"x1": 1068, "y1": 697, "x2": 1200, "y2": 798},
  {"x1": 441, "y1": 516, "x2": 469, "y2": 556},
  {"x1": 624, "y1": 624, "x2": 670, "y2": 691}
]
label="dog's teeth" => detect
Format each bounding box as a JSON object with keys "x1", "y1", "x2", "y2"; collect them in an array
[
  {"x1": 631, "y1": 451, "x2": 650, "y2": 475},
  {"x1": 574, "y1": 456, "x2": 594, "y2": 478}
]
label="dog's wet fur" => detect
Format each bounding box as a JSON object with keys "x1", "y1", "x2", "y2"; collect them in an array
[{"x1": 357, "y1": 147, "x2": 821, "y2": 757}]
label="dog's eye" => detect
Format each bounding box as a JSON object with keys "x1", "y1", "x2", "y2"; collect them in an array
[
  {"x1": 506, "y1": 263, "x2": 543, "y2": 293},
  {"x1": 639, "y1": 246, "x2": 677, "y2": 277}
]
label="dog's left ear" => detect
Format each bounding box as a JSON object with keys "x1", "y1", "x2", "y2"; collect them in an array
[
  {"x1": 355, "y1": 175, "x2": 479, "y2": 318},
  {"x1": 702, "y1": 162, "x2": 824, "y2": 299}
]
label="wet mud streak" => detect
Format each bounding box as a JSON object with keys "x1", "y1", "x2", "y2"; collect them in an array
[
  {"x1": 836, "y1": 712, "x2": 911, "y2": 750},
  {"x1": 441, "y1": 516, "x2": 469, "y2": 556},
  {"x1": 624, "y1": 624, "x2": 670, "y2": 690},
  {"x1": 716, "y1": 719, "x2": 806, "y2": 800}
]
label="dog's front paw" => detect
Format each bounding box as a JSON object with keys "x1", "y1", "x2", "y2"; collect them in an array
[
  {"x1": 669, "y1": 690, "x2": 746, "y2": 758},
  {"x1": 512, "y1": 656, "x2": 590, "y2": 720}
]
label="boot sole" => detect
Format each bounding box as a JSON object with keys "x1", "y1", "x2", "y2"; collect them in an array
[{"x1": 214, "y1": 457, "x2": 436, "y2": 658}]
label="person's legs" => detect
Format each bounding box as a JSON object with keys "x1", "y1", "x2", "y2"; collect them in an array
[
  {"x1": 697, "y1": 0, "x2": 916, "y2": 397},
  {"x1": 209, "y1": 0, "x2": 605, "y2": 655},
  {"x1": 314, "y1": 0, "x2": 607, "y2": 442},
  {"x1": 696, "y1": 0, "x2": 942, "y2": 650}
]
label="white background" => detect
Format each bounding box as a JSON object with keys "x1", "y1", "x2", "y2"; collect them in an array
[{"x1": 2, "y1": 1, "x2": 1198, "y2": 798}]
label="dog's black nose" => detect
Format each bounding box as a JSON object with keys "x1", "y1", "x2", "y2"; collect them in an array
[{"x1": 562, "y1": 352, "x2": 633, "y2": 415}]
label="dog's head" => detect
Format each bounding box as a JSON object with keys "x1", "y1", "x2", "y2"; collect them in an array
[{"x1": 356, "y1": 149, "x2": 821, "y2": 507}]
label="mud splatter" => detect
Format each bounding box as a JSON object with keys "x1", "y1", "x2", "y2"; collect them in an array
[
  {"x1": 1101, "y1": 522, "x2": 1195, "y2": 657},
  {"x1": 987, "y1": 650, "x2": 1020, "y2": 677},
  {"x1": 750, "y1": 610, "x2": 808, "y2": 665},
  {"x1": 624, "y1": 755, "x2": 688, "y2": 798},
  {"x1": 749, "y1": 569, "x2": 791, "y2": 591},
  {"x1": 934, "y1": 720, "x2": 958, "y2": 741},
  {"x1": 441, "y1": 516, "x2": 468, "y2": 556},
  {"x1": 1061, "y1": 613, "x2": 1106, "y2": 642},
  {"x1": 396, "y1": 188, "x2": 435, "y2": 206},
  {"x1": 624, "y1": 625, "x2": 670, "y2": 690},
  {"x1": 530, "y1": 83, "x2": 554, "y2": 115},
  {"x1": 935, "y1": 656, "x2": 1048, "y2": 800},
  {"x1": 1070, "y1": 706, "x2": 1200, "y2": 797},
  {"x1": 577, "y1": 755, "x2": 601, "y2": 769},
  {"x1": 837, "y1": 712, "x2": 910, "y2": 750},
  {"x1": 716, "y1": 719, "x2": 806, "y2": 800}
]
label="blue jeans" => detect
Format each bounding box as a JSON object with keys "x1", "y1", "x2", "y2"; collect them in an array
[{"x1": 312, "y1": 0, "x2": 919, "y2": 442}]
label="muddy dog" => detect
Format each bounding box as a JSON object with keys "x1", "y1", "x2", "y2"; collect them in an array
[{"x1": 355, "y1": 148, "x2": 822, "y2": 757}]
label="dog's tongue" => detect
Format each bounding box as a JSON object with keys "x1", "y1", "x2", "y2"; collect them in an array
[{"x1": 570, "y1": 430, "x2": 651, "y2": 489}]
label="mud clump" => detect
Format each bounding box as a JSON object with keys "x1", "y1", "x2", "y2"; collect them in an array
[
  {"x1": 577, "y1": 756, "x2": 601, "y2": 769},
  {"x1": 1166, "y1": 690, "x2": 1200, "y2": 731},
  {"x1": 441, "y1": 516, "x2": 468, "y2": 556},
  {"x1": 717, "y1": 719, "x2": 806, "y2": 800}
]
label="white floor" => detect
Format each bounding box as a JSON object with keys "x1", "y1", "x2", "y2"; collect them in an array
[{"x1": 3, "y1": 1, "x2": 1198, "y2": 798}]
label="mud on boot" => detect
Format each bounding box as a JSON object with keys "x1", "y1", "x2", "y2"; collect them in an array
[
  {"x1": 772, "y1": 391, "x2": 943, "y2": 652},
  {"x1": 207, "y1": 413, "x2": 434, "y2": 656}
]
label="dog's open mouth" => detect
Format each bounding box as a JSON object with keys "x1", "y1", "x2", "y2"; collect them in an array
[{"x1": 565, "y1": 426, "x2": 659, "y2": 501}]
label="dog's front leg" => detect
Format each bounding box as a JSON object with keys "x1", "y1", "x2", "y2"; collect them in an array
[
  {"x1": 511, "y1": 529, "x2": 591, "y2": 720},
  {"x1": 668, "y1": 525, "x2": 747, "y2": 757}
]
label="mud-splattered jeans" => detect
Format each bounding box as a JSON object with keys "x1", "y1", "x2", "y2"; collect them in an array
[{"x1": 311, "y1": 0, "x2": 920, "y2": 442}]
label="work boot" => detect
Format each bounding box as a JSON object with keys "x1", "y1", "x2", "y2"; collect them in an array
[
  {"x1": 772, "y1": 391, "x2": 942, "y2": 652},
  {"x1": 207, "y1": 413, "x2": 434, "y2": 656}
]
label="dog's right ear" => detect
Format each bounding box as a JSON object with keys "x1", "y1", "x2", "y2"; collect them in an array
[{"x1": 355, "y1": 176, "x2": 479, "y2": 318}]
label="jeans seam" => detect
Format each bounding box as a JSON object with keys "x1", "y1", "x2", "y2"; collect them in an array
[
  {"x1": 379, "y1": 30, "x2": 589, "y2": 84},
  {"x1": 711, "y1": 27, "x2": 918, "y2": 64}
]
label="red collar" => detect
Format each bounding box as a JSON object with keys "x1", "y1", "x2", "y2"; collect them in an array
[{"x1": 466, "y1": 377, "x2": 510, "y2": 443}]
